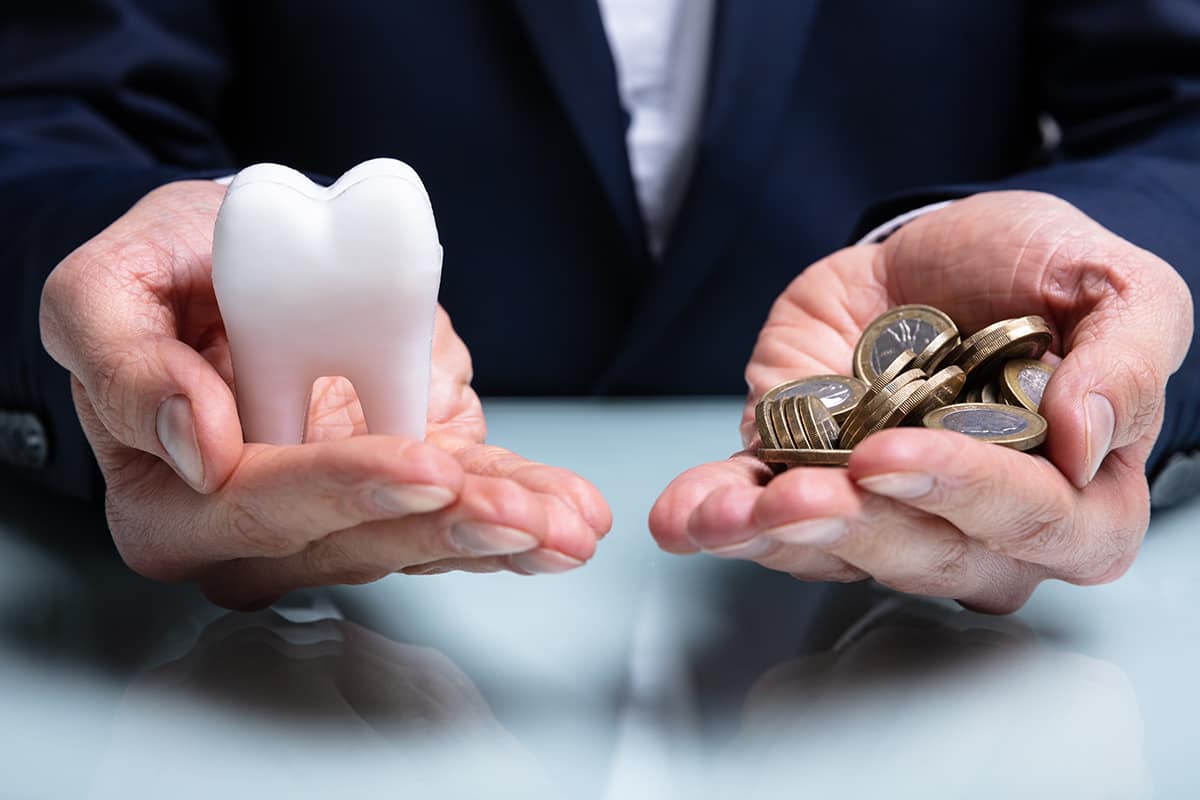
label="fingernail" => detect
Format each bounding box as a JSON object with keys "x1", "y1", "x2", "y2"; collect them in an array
[
  {"x1": 856, "y1": 471, "x2": 934, "y2": 499},
  {"x1": 510, "y1": 548, "x2": 584, "y2": 574},
  {"x1": 763, "y1": 517, "x2": 848, "y2": 546},
  {"x1": 156, "y1": 395, "x2": 204, "y2": 490},
  {"x1": 373, "y1": 484, "x2": 455, "y2": 515},
  {"x1": 706, "y1": 536, "x2": 777, "y2": 560},
  {"x1": 449, "y1": 522, "x2": 539, "y2": 556},
  {"x1": 1085, "y1": 392, "x2": 1115, "y2": 482}
]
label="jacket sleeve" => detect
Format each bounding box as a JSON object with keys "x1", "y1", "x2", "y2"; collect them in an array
[
  {"x1": 0, "y1": 1, "x2": 234, "y2": 499},
  {"x1": 852, "y1": 0, "x2": 1200, "y2": 501}
]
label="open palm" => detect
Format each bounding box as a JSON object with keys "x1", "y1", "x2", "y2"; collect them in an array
[{"x1": 42, "y1": 180, "x2": 610, "y2": 608}]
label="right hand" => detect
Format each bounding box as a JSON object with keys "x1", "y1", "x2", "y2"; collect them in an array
[{"x1": 40, "y1": 180, "x2": 610, "y2": 608}]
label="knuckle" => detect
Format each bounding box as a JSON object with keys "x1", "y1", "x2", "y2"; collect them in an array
[
  {"x1": 993, "y1": 487, "x2": 1074, "y2": 557},
  {"x1": 889, "y1": 535, "x2": 971, "y2": 597},
  {"x1": 1109, "y1": 358, "x2": 1165, "y2": 443}
]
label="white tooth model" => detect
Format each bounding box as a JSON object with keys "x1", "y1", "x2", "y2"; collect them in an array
[{"x1": 211, "y1": 159, "x2": 442, "y2": 444}]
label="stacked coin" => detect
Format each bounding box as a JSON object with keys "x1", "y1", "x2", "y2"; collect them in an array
[{"x1": 756, "y1": 305, "x2": 1055, "y2": 468}]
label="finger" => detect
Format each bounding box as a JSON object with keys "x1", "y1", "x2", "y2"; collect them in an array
[
  {"x1": 107, "y1": 436, "x2": 464, "y2": 579},
  {"x1": 649, "y1": 453, "x2": 772, "y2": 554},
  {"x1": 201, "y1": 436, "x2": 465, "y2": 561},
  {"x1": 199, "y1": 473, "x2": 594, "y2": 608},
  {"x1": 1039, "y1": 254, "x2": 1192, "y2": 486},
  {"x1": 743, "y1": 464, "x2": 1041, "y2": 612},
  {"x1": 818, "y1": 495, "x2": 1042, "y2": 614},
  {"x1": 41, "y1": 296, "x2": 242, "y2": 493},
  {"x1": 848, "y1": 427, "x2": 1127, "y2": 583},
  {"x1": 684, "y1": 483, "x2": 866, "y2": 581},
  {"x1": 451, "y1": 444, "x2": 613, "y2": 536}
]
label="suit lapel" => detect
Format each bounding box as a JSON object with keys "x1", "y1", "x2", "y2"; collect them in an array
[
  {"x1": 510, "y1": 0, "x2": 646, "y2": 252},
  {"x1": 599, "y1": 0, "x2": 824, "y2": 388}
]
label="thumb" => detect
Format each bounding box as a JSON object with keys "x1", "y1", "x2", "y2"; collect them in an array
[
  {"x1": 58, "y1": 332, "x2": 243, "y2": 493},
  {"x1": 40, "y1": 262, "x2": 243, "y2": 493},
  {"x1": 1040, "y1": 261, "x2": 1193, "y2": 489}
]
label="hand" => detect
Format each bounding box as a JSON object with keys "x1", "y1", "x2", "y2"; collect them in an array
[
  {"x1": 40, "y1": 180, "x2": 610, "y2": 608},
  {"x1": 650, "y1": 192, "x2": 1193, "y2": 612}
]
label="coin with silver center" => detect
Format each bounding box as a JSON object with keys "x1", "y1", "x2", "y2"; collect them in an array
[
  {"x1": 1002, "y1": 359, "x2": 1055, "y2": 412},
  {"x1": 853, "y1": 305, "x2": 956, "y2": 383},
  {"x1": 762, "y1": 375, "x2": 867, "y2": 424},
  {"x1": 923, "y1": 402, "x2": 1047, "y2": 451}
]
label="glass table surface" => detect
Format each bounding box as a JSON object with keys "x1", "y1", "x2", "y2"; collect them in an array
[{"x1": 1, "y1": 399, "x2": 1197, "y2": 799}]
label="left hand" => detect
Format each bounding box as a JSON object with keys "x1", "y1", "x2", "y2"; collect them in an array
[{"x1": 649, "y1": 192, "x2": 1193, "y2": 612}]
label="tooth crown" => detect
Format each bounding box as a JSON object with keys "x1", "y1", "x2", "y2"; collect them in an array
[{"x1": 212, "y1": 159, "x2": 443, "y2": 444}]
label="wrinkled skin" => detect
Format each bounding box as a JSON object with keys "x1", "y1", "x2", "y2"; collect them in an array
[
  {"x1": 40, "y1": 180, "x2": 611, "y2": 608},
  {"x1": 651, "y1": 192, "x2": 1193, "y2": 613}
]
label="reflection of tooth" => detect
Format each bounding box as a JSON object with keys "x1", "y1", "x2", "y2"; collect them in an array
[{"x1": 212, "y1": 159, "x2": 442, "y2": 444}]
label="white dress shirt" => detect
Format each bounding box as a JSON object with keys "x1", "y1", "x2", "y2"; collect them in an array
[{"x1": 597, "y1": 0, "x2": 716, "y2": 256}]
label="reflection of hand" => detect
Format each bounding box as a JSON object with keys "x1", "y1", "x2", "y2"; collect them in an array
[
  {"x1": 725, "y1": 602, "x2": 1148, "y2": 799},
  {"x1": 651, "y1": 192, "x2": 1193, "y2": 612},
  {"x1": 138, "y1": 610, "x2": 504, "y2": 729},
  {"x1": 93, "y1": 609, "x2": 553, "y2": 799},
  {"x1": 40, "y1": 182, "x2": 610, "y2": 608}
]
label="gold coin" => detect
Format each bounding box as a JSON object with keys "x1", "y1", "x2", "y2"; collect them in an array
[
  {"x1": 840, "y1": 379, "x2": 927, "y2": 448},
  {"x1": 843, "y1": 366, "x2": 928, "y2": 443},
  {"x1": 755, "y1": 400, "x2": 780, "y2": 448},
  {"x1": 798, "y1": 395, "x2": 839, "y2": 449},
  {"x1": 863, "y1": 350, "x2": 919, "y2": 405},
  {"x1": 905, "y1": 365, "x2": 967, "y2": 422},
  {"x1": 948, "y1": 316, "x2": 1052, "y2": 381},
  {"x1": 922, "y1": 402, "x2": 1047, "y2": 451},
  {"x1": 783, "y1": 395, "x2": 812, "y2": 449},
  {"x1": 762, "y1": 375, "x2": 867, "y2": 425},
  {"x1": 853, "y1": 305, "x2": 957, "y2": 383},
  {"x1": 912, "y1": 328, "x2": 961, "y2": 374},
  {"x1": 758, "y1": 448, "x2": 852, "y2": 467},
  {"x1": 1001, "y1": 359, "x2": 1055, "y2": 412},
  {"x1": 769, "y1": 399, "x2": 797, "y2": 449}
]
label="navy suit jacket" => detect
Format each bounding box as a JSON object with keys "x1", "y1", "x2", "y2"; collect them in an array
[{"x1": 2, "y1": 0, "x2": 1199, "y2": 501}]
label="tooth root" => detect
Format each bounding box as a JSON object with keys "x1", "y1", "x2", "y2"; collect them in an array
[
  {"x1": 229, "y1": 350, "x2": 311, "y2": 445},
  {"x1": 350, "y1": 351, "x2": 431, "y2": 439}
]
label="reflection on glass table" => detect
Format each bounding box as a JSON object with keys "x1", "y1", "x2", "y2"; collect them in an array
[{"x1": 0, "y1": 400, "x2": 1196, "y2": 799}]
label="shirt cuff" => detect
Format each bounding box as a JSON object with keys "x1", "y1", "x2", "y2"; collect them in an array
[{"x1": 854, "y1": 200, "x2": 955, "y2": 246}]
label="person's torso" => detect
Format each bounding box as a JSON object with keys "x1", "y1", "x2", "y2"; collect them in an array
[{"x1": 214, "y1": 0, "x2": 1038, "y2": 395}]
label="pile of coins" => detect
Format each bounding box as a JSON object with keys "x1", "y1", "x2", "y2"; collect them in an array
[{"x1": 756, "y1": 305, "x2": 1057, "y2": 468}]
